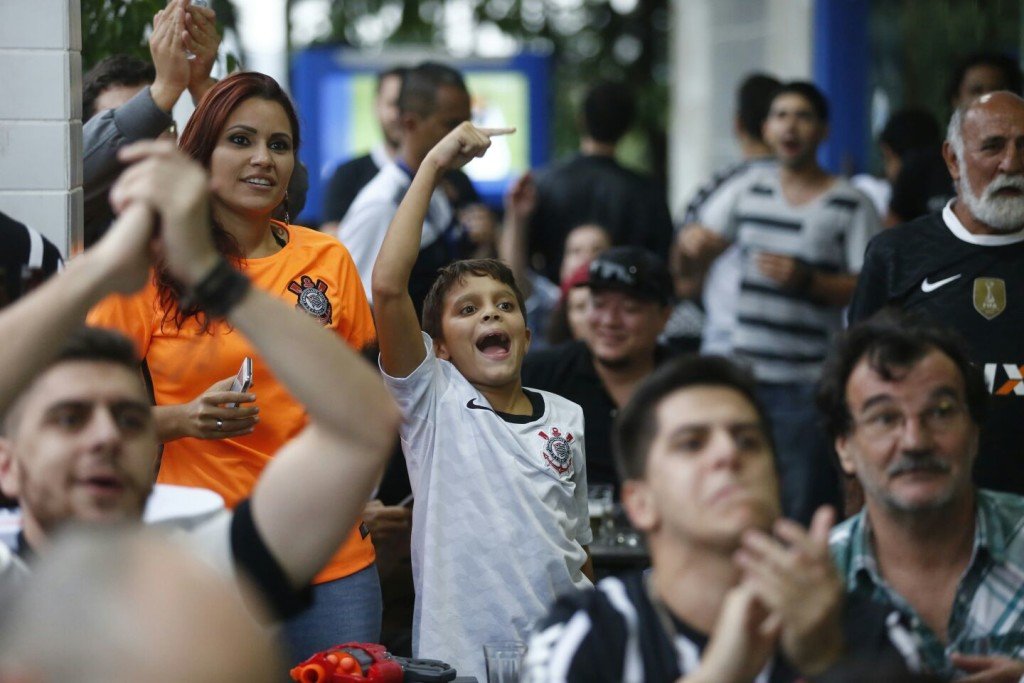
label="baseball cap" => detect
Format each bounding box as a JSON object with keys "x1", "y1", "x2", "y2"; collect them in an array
[{"x1": 579, "y1": 246, "x2": 673, "y2": 305}]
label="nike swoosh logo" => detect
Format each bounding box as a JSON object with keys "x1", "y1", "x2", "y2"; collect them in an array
[
  {"x1": 921, "y1": 274, "x2": 962, "y2": 293},
  {"x1": 466, "y1": 398, "x2": 492, "y2": 412}
]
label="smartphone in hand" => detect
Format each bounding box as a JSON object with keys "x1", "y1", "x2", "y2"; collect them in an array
[{"x1": 225, "y1": 357, "x2": 253, "y2": 408}]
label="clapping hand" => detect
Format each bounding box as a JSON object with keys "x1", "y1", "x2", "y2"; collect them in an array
[
  {"x1": 112, "y1": 140, "x2": 219, "y2": 287},
  {"x1": 148, "y1": 0, "x2": 190, "y2": 112},
  {"x1": 736, "y1": 506, "x2": 845, "y2": 676},
  {"x1": 683, "y1": 585, "x2": 778, "y2": 683},
  {"x1": 951, "y1": 653, "x2": 1024, "y2": 682}
]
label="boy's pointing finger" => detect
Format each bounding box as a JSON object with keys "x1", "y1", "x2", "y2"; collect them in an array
[{"x1": 480, "y1": 127, "x2": 517, "y2": 137}]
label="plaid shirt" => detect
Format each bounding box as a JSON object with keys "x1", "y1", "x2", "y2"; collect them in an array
[{"x1": 829, "y1": 490, "x2": 1024, "y2": 678}]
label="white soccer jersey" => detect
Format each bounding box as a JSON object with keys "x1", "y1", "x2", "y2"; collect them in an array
[{"x1": 382, "y1": 333, "x2": 592, "y2": 681}]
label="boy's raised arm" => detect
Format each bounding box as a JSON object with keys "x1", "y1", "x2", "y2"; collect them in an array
[{"x1": 372, "y1": 122, "x2": 514, "y2": 378}]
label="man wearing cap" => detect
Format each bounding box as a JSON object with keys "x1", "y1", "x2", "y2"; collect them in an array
[{"x1": 522, "y1": 246, "x2": 674, "y2": 494}]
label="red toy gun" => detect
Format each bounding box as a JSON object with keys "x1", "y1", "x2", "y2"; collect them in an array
[{"x1": 290, "y1": 643, "x2": 457, "y2": 683}]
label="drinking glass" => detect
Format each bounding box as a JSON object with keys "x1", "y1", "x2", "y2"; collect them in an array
[{"x1": 483, "y1": 641, "x2": 527, "y2": 683}]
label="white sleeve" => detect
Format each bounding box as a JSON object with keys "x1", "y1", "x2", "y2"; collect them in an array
[
  {"x1": 380, "y1": 332, "x2": 450, "y2": 478},
  {"x1": 702, "y1": 168, "x2": 763, "y2": 241},
  {"x1": 844, "y1": 193, "x2": 883, "y2": 273},
  {"x1": 335, "y1": 194, "x2": 392, "y2": 303},
  {"x1": 172, "y1": 509, "x2": 235, "y2": 578},
  {"x1": 694, "y1": 172, "x2": 749, "y2": 233},
  {"x1": 571, "y1": 412, "x2": 593, "y2": 546}
]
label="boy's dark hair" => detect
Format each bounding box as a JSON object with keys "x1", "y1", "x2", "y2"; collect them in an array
[
  {"x1": 3, "y1": 326, "x2": 140, "y2": 434},
  {"x1": 817, "y1": 310, "x2": 988, "y2": 440},
  {"x1": 376, "y1": 65, "x2": 407, "y2": 92},
  {"x1": 421, "y1": 259, "x2": 527, "y2": 341},
  {"x1": 772, "y1": 81, "x2": 830, "y2": 123},
  {"x1": 878, "y1": 108, "x2": 941, "y2": 158},
  {"x1": 581, "y1": 81, "x2": 635, "y2": 144},
  {"x1": 613, "y1": 355, "x2": 771, "y2": 481},
  {"x1": 737, "y1": 73, "x2": 782, "y2": 142},
  {"x1": 82, "y1": 55, "x2": 156, "y2": 122},
  {"x1": 398, "y1": 62, "x2": 467, "y2": 118},
  {"x1": 947, "y1": 51, "x2": 1024, "y2": 105}
]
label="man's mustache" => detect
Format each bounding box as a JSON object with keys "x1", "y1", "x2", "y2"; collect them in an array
[
  {"x1": 983, "y1": 174, "x2": 1024, "y2": 199},
  {"x1": 887, "y1": 455, "x2": 951, "y2": 477}
]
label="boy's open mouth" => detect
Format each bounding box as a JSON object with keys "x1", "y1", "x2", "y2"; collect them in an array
[{"x1": 475, "y1": 331, "x2": 511, "y2": 358}]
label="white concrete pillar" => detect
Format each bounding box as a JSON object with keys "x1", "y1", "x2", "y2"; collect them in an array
[
  {"x1": 0, "y1": 0, "x2": 83, "y2": 256},
  {"x1": 232, "y1": 0, "x2": 289, "y2": 89},
  {"x1": 668, "y1": 0, "x2": 813, "y2": 218}
]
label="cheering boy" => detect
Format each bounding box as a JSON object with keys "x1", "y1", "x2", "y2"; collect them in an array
[{"x1": 371, "y1": 122, "x2": 593, "y2": 680}]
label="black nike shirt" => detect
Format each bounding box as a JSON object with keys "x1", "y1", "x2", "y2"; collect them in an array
[{"x1": 849, "y1": 207, "x2": 1024, "y2": 493}]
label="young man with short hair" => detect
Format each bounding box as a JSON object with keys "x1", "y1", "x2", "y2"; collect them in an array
[
  {"x1": 680, "y1": 81, "x2": 881, "y2": 525},
  {"x1": 372, "y1": 122, "x2": 593, "y2": 681},
  {"x1": 525, "y1": 355, "x2": 909, "y2": 682}
]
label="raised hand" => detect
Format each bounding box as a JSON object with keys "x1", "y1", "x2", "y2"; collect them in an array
[
  {"x1": 89, "y1": 202, "x2": 158, "y2": 295},
  {"x1": 183, "y1": 0, "x2": 220, "y2": 100},
  {"x1": 149, "y1": 0, "x2": 190, "y2": 112},
  {"x1": 504, "y1": 172, "x2": 537, "y2": 222},
  {"x1": 424, "y1": 122, "x2": 515, "y2": 175},
  {"x1": 111, "y1": 140, "x2": 218, "y2": 286},
  {"x1": 736, "y1": 506, "x2": 844, "y2": 676}
]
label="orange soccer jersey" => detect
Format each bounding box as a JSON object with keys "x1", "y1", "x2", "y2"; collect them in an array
[{"x1": 88, "y1": 223, "x2": 377, "y2": 584}]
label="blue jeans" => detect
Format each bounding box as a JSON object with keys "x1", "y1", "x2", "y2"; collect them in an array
[
  {"x1": 756, "y1": 382, "x2": 841, "y2": 526},
  {"x1": 280, "y1": 563, "x2": 383, "y2": 667}
]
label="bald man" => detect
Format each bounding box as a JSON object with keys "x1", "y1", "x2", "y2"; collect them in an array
[{"x1": 849, "y1": 91, "x2": 1024, "y2": 496}]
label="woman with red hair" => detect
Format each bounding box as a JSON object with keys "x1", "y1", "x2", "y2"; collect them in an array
[{"x1": 88, "y1": 71, "x2": 381, "y2": 663}]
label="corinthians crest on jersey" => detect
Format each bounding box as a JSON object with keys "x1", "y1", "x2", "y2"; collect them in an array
[
  {"x1": 538, "y1": 427, "x2": 575, "y2": 476},
  {"x1": 288, "y1": 275, "x2": 333, "y2": 325}
]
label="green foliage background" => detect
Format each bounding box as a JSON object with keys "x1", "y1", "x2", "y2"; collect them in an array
[
  {"x1": 871, "y1": 0, "x2": 1021, "y2": 121},
  {"x1": 81, "y1": 0, "x2": 238, "y2": 71},
  {"x1": 82, "y1": 0, "x2": 669, "y2": 177},
  {"x1": 302, "y1": 0, "x2": 671, "y2": 180}
]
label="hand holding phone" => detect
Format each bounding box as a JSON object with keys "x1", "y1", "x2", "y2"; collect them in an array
[
  {"x1": 225, "y1": 357, "x2": 253, "y2": 408},
  {"x1": 179, "y1": 358, "x2": 258, "y2": 441}
]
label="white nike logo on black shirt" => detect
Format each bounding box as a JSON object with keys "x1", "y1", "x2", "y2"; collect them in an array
[{"x1": 921, "y1": 274, "x2": 962, "y2": 293}]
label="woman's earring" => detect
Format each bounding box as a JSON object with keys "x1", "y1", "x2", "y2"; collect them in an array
[{"x1": 282, "y1": 191, "x2": 291, "y2": 225}]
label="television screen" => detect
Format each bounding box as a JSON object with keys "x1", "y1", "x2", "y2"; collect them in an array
[{"x1": 290, "y1": 48, "x2": 552, "y2": 225}]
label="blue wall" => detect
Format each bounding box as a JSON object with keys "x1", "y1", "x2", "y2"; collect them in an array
[{"x1": 813, "y1": 0, "x2": 870, "y2": 175}]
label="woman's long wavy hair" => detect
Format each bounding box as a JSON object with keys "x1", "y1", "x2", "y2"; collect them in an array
[{"x1": 156, "y1": 71, "x2": 301, "y2": 331}]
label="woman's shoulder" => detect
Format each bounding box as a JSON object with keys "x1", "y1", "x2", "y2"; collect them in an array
[{"x1": 280, "y1": 223, "x2": 352, "y2": 255}]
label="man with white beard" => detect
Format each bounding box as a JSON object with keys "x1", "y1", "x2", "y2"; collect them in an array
[{"x1": 849, "y1": 90, "x2": 1024, "y2": 495}]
